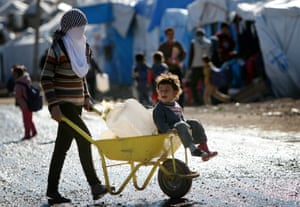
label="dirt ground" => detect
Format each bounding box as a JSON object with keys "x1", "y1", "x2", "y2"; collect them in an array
[
  {"x1": 1, "y1": 96, "x2": 300, "y2": 133},
  {"x1": 186, "y1": 98, "x2": 300, "y2": 133},
  {"x1": 0, "y1": 97, "x2": 299, "y2": 207}
]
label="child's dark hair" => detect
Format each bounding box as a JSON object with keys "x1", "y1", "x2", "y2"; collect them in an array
[
  {"x1": 156, "y1": 73, "x2": 182, "y2": 98},
  {"x1": 135, "y1": 53, "x2": 145, "y2": 63},
  {"x1": 221, "y1": 22, "x2": 229, "y2": 29},
  {"x1": 12, "y1": 64, "x2": 26, "y2": 77},
  {"x1": 153, "y1": 51, "x2": 164, "y2": 63},
  {"x1": 164, "y1": 27, "x2": 174, "y2": 35}
]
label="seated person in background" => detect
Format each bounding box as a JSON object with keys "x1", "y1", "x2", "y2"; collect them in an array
[
  {"x1": 221, "y1": 51, "x2": 245, "y2": 95},
  {"x1": 152, "y1": 73, "x2": 217, "y2": 161},
  {"x1": 202, "y1": 56, "x2": 231, "y2": 105}
]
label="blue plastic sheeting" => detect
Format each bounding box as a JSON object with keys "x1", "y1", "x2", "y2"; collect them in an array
[
  {"x1": 78, "y1": 3, "x2": 133, "y2": 85},
  {"x1": 102, "y1": 25, "x2": 133, "y2": 85},
  {"x1": 78, "y1": 3, "x2": 114, "y2": 24},
  {"x1": 148, "y1": 0, "x2": 195, "y2": 31},
  {"x1": 134, "y1": 0, "x2": 154, "y2": 18}
]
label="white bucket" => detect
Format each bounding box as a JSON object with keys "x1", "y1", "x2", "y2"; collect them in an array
[{"x1": 96, "y1": 73, "x2": 110, "y2": 92}]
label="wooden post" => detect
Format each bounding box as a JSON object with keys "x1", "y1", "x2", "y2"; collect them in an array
[{"x1": 33, "y1": 0, "x2": 41, "y2": 81}]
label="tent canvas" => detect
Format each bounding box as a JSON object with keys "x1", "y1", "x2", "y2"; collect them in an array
[
  {"x1": 148, "y1": 0, "x2": 194, "y2": 32},
  {"x1": 188, "y1": 0, "x2": 300, "y2": 98},
  {"x1": 78, "y1": 0, "x2": 196, "y2": 86},
  {"x1": 133, "y1": 14, "x2": 159, "y2": 66},
  {"x1": 79, "y1": 2, "x2": 135, "y2": 85},
  {"x1": 255, "y1": 0, "x2": 300, "y2": 98},
  {"x1": 0, "y1": 31, "x2": 49, "y2": 81},
  {"x1": 0, "y1": 1, "x2": 28, "y2": 16},
  {"x1": 187, "y1": 0, "x2": 227, "y2": 30}
]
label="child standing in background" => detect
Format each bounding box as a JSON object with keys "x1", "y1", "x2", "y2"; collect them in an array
[
  {"x1": 12, "y1": 65, "x2": 37, "y2": 140},
  {"x1": 148, "y1": 51, "x2": 168, "y2": 104},
  {"x1": 153, "y1": 73, "x2": 218, "y2": 161},
  {"x1": 133, "y1": 53, "x2": 151, "y2": 105}
]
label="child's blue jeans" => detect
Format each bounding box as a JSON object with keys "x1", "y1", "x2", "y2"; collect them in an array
[{"x1": 174, "y1": 119, "x2": 207, "y2": 148}]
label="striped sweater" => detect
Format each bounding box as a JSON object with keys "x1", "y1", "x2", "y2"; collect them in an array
[{"x1": 41, "y1": 39, "x2": 90, "y2": 108}]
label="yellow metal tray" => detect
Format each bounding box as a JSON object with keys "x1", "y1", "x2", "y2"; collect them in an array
[{"x1": 94, "y1": 134, "x2": 181, "y2": 162}]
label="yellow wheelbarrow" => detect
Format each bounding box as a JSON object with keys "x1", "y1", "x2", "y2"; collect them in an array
[{"x1": 62, "y1": 113, "x2": 199, "y2": 199}]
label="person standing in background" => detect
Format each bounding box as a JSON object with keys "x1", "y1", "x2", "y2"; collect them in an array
[
  {"x1": 12, "y1": 64, "x2": 37, "y2": 140},
  {"x1": 41, "y1": 8, "x2": 107, "y2": 205},
  {"x1": 215, "y1": 22, "x2": 235, "y2": 65},
  {"x1": 132, "y1": 53, "x2": 151, "y2": 105},
  {"x1": 187, "y1": 28, "x2": 212, "y2": 105},
  {"x1": 148, "y1": 51, "x2": 168, "y2": 104},
  {"x1": 158, "y1": 27, "x2": 186, "y2": 107}
]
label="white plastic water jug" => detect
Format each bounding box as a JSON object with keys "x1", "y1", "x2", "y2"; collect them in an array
[{"x1": 100, "y1": 99, "x2": 157, "y2": 138}]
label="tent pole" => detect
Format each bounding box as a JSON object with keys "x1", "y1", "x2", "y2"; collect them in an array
[{"x1": 33, "y1": 0, "x2": 41, "y2": 81}]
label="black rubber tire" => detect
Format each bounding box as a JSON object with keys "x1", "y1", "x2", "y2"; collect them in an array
[{"x1": 157, "y1": 158, "x2": 192, "y2": 198}]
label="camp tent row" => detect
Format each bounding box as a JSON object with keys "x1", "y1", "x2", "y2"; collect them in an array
[
  {"x1": 1, "y1": 0, "x2": 299, "y2": 98},
  {"x1": 78, "y1": 0, "x2": 300, "y2": 98}
]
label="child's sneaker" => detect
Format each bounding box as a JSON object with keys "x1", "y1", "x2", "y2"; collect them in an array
[
  {"x1": 197, "y1": 143, "x2": 218, "y2": 161},
  {"x1": 202, "y1": 151, "x2": 218, "y2": 161},
  {"x1": 191, "y1": 148, "x2": 207, "y2": 157}
]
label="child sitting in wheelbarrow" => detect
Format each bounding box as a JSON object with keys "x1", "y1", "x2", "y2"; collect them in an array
[{"x1": 153, "y1": 72, "x2": 218, "y2": 161}]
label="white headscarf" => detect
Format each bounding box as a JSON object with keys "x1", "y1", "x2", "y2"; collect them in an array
[{"x1": 62, "y1": 26, "x2": 89, "y2": 78}]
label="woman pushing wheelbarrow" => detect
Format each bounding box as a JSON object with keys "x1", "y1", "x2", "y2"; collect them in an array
[
  {"x1": 41, "y1": 8, "x2": 217, "y2": 207},
  {"x1": 41, "y1": 8, "x2": 107, "y2": 205}
]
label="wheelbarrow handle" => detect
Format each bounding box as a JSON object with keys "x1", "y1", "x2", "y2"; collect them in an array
[
  {"x1": 61, "y1": 103, "x2": 111, "y2": 144},
  {"x1": 91, "y1": 106, "x2": 103, "y2": 116},
  {"x1": 61, "y1": 116, "x2": 96, "y2": 144},
  {"x1": 90, "y1": 105, "x2": 110, "y2": 120}
]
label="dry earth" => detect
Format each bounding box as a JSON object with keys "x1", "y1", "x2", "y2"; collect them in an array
[
  {"x1": 0, "y1": 97, "x2": 299, "y2": 207},
  {"x1": 1, "y1": 97, "x2": 299, "y2": 133},
  {"x1": 186, "y1": 98, "x2": 300, "y2": 133}
]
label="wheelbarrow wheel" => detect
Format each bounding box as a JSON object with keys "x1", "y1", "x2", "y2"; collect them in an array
[{"x1": 158, "y1": 158, "x2": 192, "y2": 198}]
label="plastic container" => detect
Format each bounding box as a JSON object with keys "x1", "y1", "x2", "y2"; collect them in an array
[
  {"x1": 101, "y1": 99, "x2": 157, "y2": 138},
  {"x1": 96, "y1": 73, "x2": 110, "y2": 92}
]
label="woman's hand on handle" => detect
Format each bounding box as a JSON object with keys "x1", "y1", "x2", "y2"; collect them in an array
[
  {"x1": 51, "y1": 105, "x2": 62, "y2": 122},
  {"x1": 84, "y1": 98, "x2": 93, "y2": 111}
]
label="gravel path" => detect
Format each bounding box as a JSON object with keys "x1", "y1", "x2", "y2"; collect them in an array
[{"x1": 0, "y1": 100, "x2": 299, "y2": 207}]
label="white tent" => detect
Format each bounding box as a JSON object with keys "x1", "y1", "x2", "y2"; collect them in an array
[
  {"x1": 235, "y1": 2, "x2": 266, "y2": 21},
  {"x1": 1, "y1": 29, "x2": 49, "y2": 80},
  {"x1": 0, "y1": 1, "x2": 28, "y2": 16},
  {"x1": 133, "y1": 14, "x2": 159, "y2": 66},
  {"x1": 112, "y1": 3, "x2": 135, "y2": 38},
  {"x1": 188, "y1": 0, "x2": 300, "y2": 98},
  {"x1": 187, "y1": 0, "x2": 227, "y2": 30},
  {"x1": 25, "y1": 1, "x2": 55, "y2": 20},
  {"x1": 255, "y1": 0, "x2": 300, "y2": 98}
]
